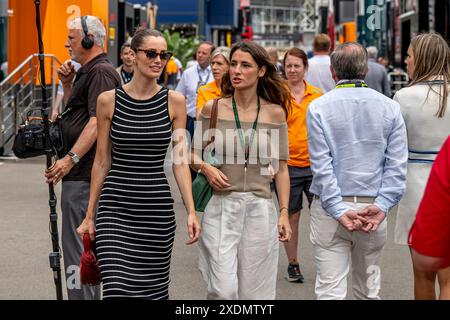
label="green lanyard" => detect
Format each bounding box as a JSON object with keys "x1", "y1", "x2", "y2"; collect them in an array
[
  {"x1": 232, "y1": 96, "x2": 261, "y2": 168},
  {"x1": 335, "y1": 81, "x2": 368, "y2": 89}
]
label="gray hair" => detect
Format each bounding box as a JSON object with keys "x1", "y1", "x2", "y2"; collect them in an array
[
  {"x1": 69, "y1": 16, "x2": 106, "y2": 49},
  {"x1": 366, "y1": 46, "x2": 378, "y2": 59},
  {"x1": 330, "y1": 42, "x2": 368, "y2": 80},
  {"x1": 211, "y1": 46, "x2": 231, "y2": 64}
]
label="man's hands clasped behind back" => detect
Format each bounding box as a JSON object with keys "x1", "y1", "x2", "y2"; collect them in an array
[{"x1": 338, "y1": 205, "x2": 386, "y2": 233}]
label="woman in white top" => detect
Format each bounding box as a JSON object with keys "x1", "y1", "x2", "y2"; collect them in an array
[{"x1": 394, "y1": 32, "x2": 450, "y2": 300}]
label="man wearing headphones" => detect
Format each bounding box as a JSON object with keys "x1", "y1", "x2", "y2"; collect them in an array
[{"x1": 44, "y1": 15, "x2": 120, "y2": 300}]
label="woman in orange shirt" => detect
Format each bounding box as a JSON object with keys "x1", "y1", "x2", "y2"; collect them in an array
[
  {"x1": 282, "y1": 48, "x2": 323, "y2": 283},
  {"x1": 195, "y1": 46, "x2": 230, "y2": 119}
]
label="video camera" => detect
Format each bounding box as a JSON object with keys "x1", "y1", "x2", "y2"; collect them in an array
[{"x1": 12, "y1": 108, "x2": 65, "y2": 159}]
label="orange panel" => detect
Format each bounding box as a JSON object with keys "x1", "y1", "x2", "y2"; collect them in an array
[
  {"x1": 8, "y1": 0, "x2": 42, "y2": 74},
  {"x1": 44, "y1": 0, "x2": 91, "y2": 66},
  {"x1": 339, "y1": 32, "x2": 344, "y2": 44},
  {"x1": 8, "y1": 0, "x2": 110, "y2": 83},
  {"x1": 343, "y1": 22, "x2": 357, "y2": 42}
]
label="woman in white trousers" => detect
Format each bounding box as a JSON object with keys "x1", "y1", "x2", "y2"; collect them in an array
[
  {"x1": 191, "y1": 41, "x2": 292, "y2": 300},
  {"x1": 394, "y1": 32, "x2": 450, "y2": 300}
]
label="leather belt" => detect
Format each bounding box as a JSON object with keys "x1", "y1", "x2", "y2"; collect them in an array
[{"x1": 314, "y1": 195, "x2": 375, "y2": 204}]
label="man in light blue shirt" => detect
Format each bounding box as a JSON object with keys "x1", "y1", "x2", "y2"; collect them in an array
[
  {"x1": 306, "y1": 42, "x2": 408, "y2": 300},
  {"x1": 176, "y1": 41, "x2": 214, "y2": 142}
]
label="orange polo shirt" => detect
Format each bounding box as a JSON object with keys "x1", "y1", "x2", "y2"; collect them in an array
[
  {"x1": 196, "y1": 80, "x2": 221, "y2": 111},
  {"x1": 287, "y1": 81, "x2": 323, "y2": 167}
]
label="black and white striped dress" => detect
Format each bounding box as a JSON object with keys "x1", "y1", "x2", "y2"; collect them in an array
[{"x1": 96, "y1": 87, "x2": 176, "y2": 300}]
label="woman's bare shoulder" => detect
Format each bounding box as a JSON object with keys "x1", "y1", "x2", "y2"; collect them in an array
[
  {"x1": 200, "y1": 99, "x2": 214, "y2": 118},
  {"x1": 168, "y1": 90, "x2": 186, "y2": 105},
  {"x1": 97, "y1": 89, "x2": 116, "y2": 118},
  {"x1": 97, "y1": 89, "x2": 116, "y2": 104},
  {"x1": 261, "y1": 100, "x2": 286, "y2": 124}
]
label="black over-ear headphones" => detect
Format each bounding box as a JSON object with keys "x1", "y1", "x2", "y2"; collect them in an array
[{"x1": 81, "y1": 16, "x2": 94, "y2": 50}]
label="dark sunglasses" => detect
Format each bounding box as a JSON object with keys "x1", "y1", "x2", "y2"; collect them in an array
[{"x1": 137, "y1": 49, "x2": 173, "y2": 61}]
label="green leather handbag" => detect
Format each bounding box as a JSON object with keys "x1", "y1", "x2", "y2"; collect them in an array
[
  {"x1": 192, "y1": 99, "x2": 219, "y2": 212},
  {"x1": 192, "y1": 172, "x2": 213, "y2": 212}
]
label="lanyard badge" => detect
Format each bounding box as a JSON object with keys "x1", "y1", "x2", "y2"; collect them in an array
[
  {"x1": 335, "y1": 80, "x2": 368, "y2": 89},
  {"x1": 196, "y1": 67, "x2": 211, "y2": 91},
  {"x1": 231, "y1": 96, "x2": 261, "y2": 169}
]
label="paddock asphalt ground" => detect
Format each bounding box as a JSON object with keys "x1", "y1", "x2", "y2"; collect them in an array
[{"x1": 0, "y1": 156, "x2": 413, "y2": 300}]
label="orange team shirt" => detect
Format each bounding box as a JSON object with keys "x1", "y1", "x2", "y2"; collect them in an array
[
  {"x1": 196, "y1": 80, "x2": 221, "y2": 111},
  {"x1": 287, "y1": 81, "x2": 323, "y2": 168}
]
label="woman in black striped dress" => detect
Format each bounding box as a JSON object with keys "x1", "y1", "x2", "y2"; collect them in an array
[{"x1": 77, "y1": 29, "x2": 200, "y2": 300}]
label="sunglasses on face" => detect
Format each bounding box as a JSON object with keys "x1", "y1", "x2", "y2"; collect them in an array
[{"x1": 137, "y1": 49, "x2": 173, "y2": 61}]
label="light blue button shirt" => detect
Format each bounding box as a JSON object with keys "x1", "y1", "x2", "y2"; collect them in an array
[
  {"x1": 175, "y1": 63, "x2": 212, "y2": 118},
  {"x1": 306, "y1": 86, "x2": 408, "y2": 219}
]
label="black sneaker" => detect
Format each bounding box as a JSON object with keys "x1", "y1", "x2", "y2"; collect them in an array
[{"x1": 287, "y1": 263, "x2": 304, "y2": 283}]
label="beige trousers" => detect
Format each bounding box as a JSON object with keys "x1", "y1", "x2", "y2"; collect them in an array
[
  {"x1": 198, "y1": 192, "x2": 279, "y2": 300},
  {"x1": 310, "y1": 199, "x2": 387, "y2": 300}
]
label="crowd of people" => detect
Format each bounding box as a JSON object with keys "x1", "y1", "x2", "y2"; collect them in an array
[{"x1": 45, "y1": 14, "x2": 449, "y2": 300}]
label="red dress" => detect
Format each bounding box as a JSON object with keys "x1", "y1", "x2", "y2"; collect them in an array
[{"x1": 409, "y1": 135, "x2": 450, "y2": 268}]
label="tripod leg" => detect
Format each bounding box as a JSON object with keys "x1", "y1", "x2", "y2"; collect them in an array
[
  {"x1": 35, "y1": 0, "x2": 64, "y2": 300},
  {"x1": 49, "y1": 192, "x2": 63, "y2": 300}
]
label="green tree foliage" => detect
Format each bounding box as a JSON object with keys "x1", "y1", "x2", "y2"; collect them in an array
[{"x1": 163, "y1": 30, "x2": 201, "y2": 68}]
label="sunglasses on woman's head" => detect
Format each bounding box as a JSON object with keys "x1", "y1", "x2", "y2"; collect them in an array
[{"x1": 137, "y1": 49, "x2": 173, "y2": 61}]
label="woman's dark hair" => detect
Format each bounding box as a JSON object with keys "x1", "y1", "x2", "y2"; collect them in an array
[
  {"x1": 283, "y1": 47, "x2": 308, "y2": 69},
  {"x1": 221, "y1": 42, "x2": 291, "y2": 115},
  {"x1": 130, "y1": 29, "x2": 164, "y2": 52},
  {"x1": 120, "y1": 42, "x2": 131, "y2": 54}
]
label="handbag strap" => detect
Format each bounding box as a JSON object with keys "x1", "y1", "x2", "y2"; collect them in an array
[{"x1": 207, "y1": 98, "x2": 219, "y2": 145}]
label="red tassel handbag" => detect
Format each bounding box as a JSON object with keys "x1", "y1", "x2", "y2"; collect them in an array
[{"x1": 79, "y1": 234, "x2": 102, "y2": 286}]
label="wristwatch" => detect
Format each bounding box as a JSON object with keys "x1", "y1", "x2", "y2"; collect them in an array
[{"x1": 67, "y1": 151, "x2": 80, "y2": 165}]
